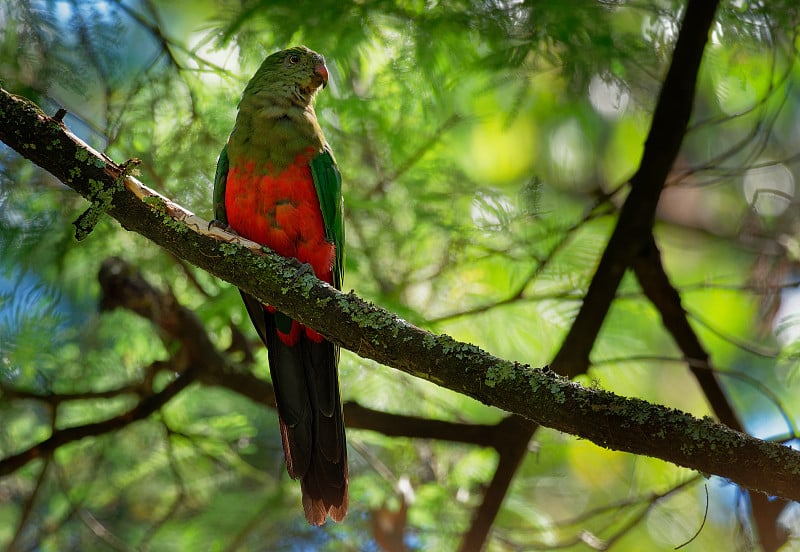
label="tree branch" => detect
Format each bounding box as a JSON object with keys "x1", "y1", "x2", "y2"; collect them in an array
[
  {"x1": 4, "y1": 74, "x2": 800, "y2": 502},
  {"x1": 457, "y1": 416, "x2": 536, "y2": 552},
  {"x1": 632, "y1": 237, "x2": 789, "y2": 551},
  {"x1": 98, "y1": 254, "x2": 548, "y2": 552},
  {"x1": 632, "y1": 236, "x2": 741, "y2": 428},
  {"x1": 0, "y1": 361, "x2": 195, "y2": 476},
  {"x1": 551, "y1": 0, "x2": 721, "y2": 376},
  {"x1": 98, "y1": 255, "x2": 552, "y2": 552},
  {"x1": 99, "y1": 255, "x2": 514, "y2": 448}
]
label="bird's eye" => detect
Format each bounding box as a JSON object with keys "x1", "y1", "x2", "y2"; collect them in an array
[{"x1": 288, "y1": 54, "x2": 300, "y2": 64}]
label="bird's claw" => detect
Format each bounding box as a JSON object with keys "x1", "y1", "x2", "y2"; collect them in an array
[
  {"x1": 294, "y1": 262, "x2": 315, "y2": 280},
  {"x1": 282, "y1": 263, "x2": 316, "y2": 291},
  {"x1": 208, "y1": 218, "x2": 239, "y2": 236}
]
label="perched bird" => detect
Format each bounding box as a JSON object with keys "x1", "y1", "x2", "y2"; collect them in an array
[{"x1": 213, "y1": 46, "x2": 347, "y2": 525}]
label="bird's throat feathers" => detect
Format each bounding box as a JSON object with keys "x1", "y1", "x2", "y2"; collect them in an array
[{"x1": 228, "y1": 97, "x2": 326, "y2": 174}]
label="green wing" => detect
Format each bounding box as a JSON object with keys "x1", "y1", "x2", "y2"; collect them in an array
[
  {"x1": 213, "y1": 144, "x2": 230, "y2": 225},
  {"x1": 310, "y1": 148, "x2": 344, "y2": 290}
]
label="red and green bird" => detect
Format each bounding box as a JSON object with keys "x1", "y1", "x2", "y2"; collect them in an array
[{"x1": 213, "y1": 46, "x2": 347, "y2": 525}]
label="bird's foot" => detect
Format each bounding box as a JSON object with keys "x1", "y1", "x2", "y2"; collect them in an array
[
  {"x1": 208, "y1": 218, "x2": 239, "y2": 236},
  {"x1": 281, "y1": 262, "x2": 316, "y2": 294},
  {"x1": 294, "y1": 262, "x2": 316, "y2": 280}
]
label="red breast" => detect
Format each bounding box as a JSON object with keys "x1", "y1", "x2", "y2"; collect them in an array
[{"x1": 225, "y1": 154, "x2": 335, "y2": 286}]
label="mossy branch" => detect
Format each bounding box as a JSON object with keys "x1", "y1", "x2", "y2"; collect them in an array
[{"x1": 2, "y1": 87, "x2": 800, "y2": 501}]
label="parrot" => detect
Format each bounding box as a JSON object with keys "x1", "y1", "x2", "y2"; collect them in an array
[{"x1": 212, "y1": 46, "x2": 347, "y2": 525}]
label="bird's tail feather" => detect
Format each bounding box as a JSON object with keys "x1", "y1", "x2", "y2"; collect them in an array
[{"x1": 239, "y1": 291, "x2": 348, "y2": 525}]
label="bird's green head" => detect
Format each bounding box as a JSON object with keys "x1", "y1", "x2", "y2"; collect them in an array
[{"x1": 243, "y1": 46, "x2": 329, "y2": 107}]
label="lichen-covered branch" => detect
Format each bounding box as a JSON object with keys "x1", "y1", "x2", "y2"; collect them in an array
[{"x1": 2, "y1": 85, "x2": 800, "y2": 502}]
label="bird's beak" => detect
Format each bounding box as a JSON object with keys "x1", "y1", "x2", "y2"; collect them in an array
[{"x1": 315, "y1": 63, "x2": 329, "y2": 88}]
